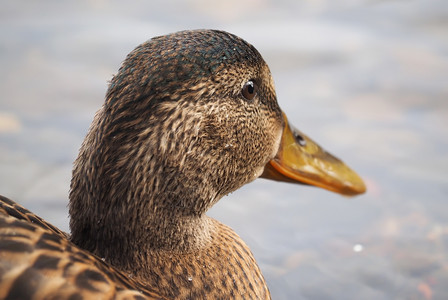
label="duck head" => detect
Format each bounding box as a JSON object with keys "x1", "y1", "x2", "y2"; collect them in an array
[{"x1": 69, "y1": 30, "x2": 365, "y2": 258}]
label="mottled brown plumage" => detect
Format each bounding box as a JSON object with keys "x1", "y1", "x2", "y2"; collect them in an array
[
  {"x1": 0, "y1": 195, "x2": 163, "y2": 299},
  {"x1": 0, "y1": 29, "x2": 365, "y2": 299}
]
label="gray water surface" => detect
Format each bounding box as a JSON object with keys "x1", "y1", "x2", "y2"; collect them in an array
[{"x1": 1, "y1": 1, "x2": 447, "y2": 299}]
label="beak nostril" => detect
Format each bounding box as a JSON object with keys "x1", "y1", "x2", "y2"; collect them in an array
[{"x1": 293, "y1": 132, "x2": 307, "y2": 147}]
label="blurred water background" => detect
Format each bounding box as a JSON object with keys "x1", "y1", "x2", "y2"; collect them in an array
[{"x1": 1, "y1": 1, "x2": 447, "y2": 299}]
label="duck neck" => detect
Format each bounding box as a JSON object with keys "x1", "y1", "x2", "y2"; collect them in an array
[
  {"x1": 129, "y1": 185, "x2": 218, "y2": 252},
  {"x1": 69, "y1": 117, "x2": 222, "y2": 268},
  {"x1": 70, "y1": 164, "x2": 218, "y2": 259},
  {"x1": 139, "y1": 209, "x2": 216, "y2": 251}
]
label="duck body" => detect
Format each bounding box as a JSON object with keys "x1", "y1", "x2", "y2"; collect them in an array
[
  {"x1": 0, "y1": 196, "x2": 162, "y2": 299},
  {"x1": 0, "y1": 195, "x2": 267, "y2": 299},
  {"x1": 0, "y1": 29, "x2": 365, "y2": 299}
]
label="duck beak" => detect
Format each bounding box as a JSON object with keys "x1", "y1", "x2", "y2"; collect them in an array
[{"x1": 261, "y1": 113, "x2": 366, "y2": 196}]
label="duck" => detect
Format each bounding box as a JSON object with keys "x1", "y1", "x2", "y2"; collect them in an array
[{"x1": 0, "y1": 29, "x2": 366, "y2": 299}]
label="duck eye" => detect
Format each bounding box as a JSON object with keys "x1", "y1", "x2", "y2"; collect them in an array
[{"x1": 241, "y1": 80, "x2": 257, "y2": 100}]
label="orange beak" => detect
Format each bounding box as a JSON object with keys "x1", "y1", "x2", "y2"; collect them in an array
[{"x1": 261, "y1": 113, "x2": 366, "y2": 196}]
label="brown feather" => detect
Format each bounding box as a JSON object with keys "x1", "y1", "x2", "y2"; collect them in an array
[{"x1": 0, "y1": 30, "x2": 283, "y2": 299}]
